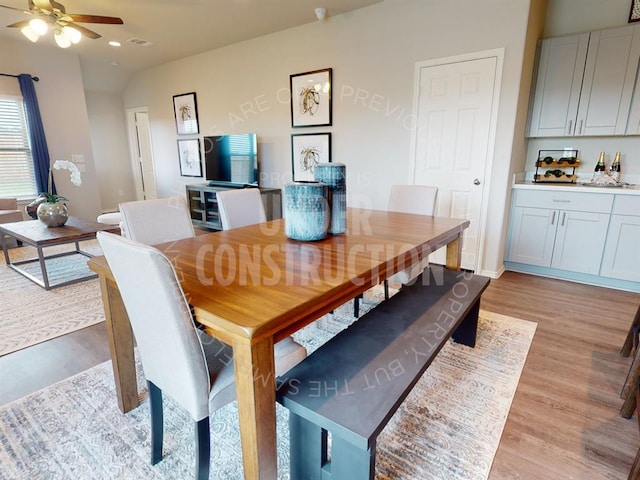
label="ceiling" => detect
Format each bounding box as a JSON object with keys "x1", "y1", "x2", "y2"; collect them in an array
[{"x1": 0, "y1": 0, "x2": 383, "y2": 91}]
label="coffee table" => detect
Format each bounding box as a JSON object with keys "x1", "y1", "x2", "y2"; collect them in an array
[{"x1": 0, "y1": 217, "x2": 120, "y2": 290}]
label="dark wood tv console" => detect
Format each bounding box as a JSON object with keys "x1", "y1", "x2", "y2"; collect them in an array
[{"x1": 185, "y1": 184, "x2": 282, "y2": 231}]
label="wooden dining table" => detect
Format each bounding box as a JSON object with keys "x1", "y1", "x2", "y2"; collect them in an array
[{"x1": 87, "y1": 208, "x2": 469, "y2": 480}]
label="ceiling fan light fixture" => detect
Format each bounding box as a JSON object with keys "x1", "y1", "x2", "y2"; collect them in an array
[
  {"x1": 29, "y1": 18, "x2": 48, "y2": 36},
  {"x1": 63, "y1": 25, "x2": 81, "y2": 44},
  {"x1": 53, "y1": 28, "x2": 71, "y2": 48},
  {"x1": 20, "y1": 25, "x2": 39, "y2": 42}
]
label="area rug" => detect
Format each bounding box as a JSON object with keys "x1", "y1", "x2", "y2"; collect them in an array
[
  {"x1": 0, "y1": 240, "x2": 104, "y2": 356},
  {"x1": 0, "y1": 303, "x2": 536, "y2": 480}
]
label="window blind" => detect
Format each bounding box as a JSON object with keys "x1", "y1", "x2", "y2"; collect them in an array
[{"x1": 0, "y1": 96, "x2": 37, "y2": 198}]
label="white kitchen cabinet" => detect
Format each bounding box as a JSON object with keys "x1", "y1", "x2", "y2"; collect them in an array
[
  {"x1": 528, "y1": 24, "x2": 640, "y2": 137},
  {"x1": 600, "y1": 196, "x2": 640, "y2": 282},
  {"x1": 508, "y1": 207, "x2": 557, "y2": 266},
  {"x1": 549, "y1": 210, "x2": 610, "y2": 273},
  {"x1": 528, "y1": 33, "x2": 589, "y2": 137},
  {"x1": 507, "y1": 190, "x2": 613, "y2": 274}
]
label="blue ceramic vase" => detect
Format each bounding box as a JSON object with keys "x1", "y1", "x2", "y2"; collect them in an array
[
  {"x1": 314, "y1": 163, "x2": 346, "y2": 235},
  {"x1": 284, "y1": 181, "x2": 329, "y2": 241}
]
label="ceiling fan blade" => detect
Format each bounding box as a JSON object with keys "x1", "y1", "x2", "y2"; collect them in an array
[
  {"x1": 68, "y1": 23, "x2": 101, "y2": 39},
  {"x1": 66, "y1": 14, "x2": 123, "y2": 25},
  {"x1": 7, "y1": 20, "x2": 31, "y2": 28},
  {"x1": 0, "y1": 3, "x2": 32, "y2": 14}
]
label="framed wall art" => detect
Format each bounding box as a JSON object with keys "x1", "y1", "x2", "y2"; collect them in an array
[
  {"x1": 631, "y1": 0, "x2": 640, "y2": 22},
  {"x1": 177, "y1": 138, "x2": 202, "y2": 177},
  {"x1": 173, "y1": 92, "x2": 199, "y2": 134},
  {"x1": 291, "y1": 132, "x2": 331, "y2": 181},
  {"x1": 290, "y1": 68, "x2": 332, "y2": 127}
]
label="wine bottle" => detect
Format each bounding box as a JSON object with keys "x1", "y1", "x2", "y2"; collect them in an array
[
  {"x1": 610, "y1": 151, "x2": 621, "y2": 182},
  {"x1": 594, "y1": 152, "x2": 606, "y2": 172}
]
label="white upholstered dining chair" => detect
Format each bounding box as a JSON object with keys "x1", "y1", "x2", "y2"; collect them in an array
[
  {"x1": 386, "y1": 184, "x2": 438, "y2": 290},
  {"x1": 353, "y1": 184, "x2": 438, "y2": 316},
  {"x1": 119, "y1": 196, "x2": 195, "y2": 244},
  {"x1": 216, "y1": 188, "x2": 266, "y2": 230},
  {"x1": 96, "y1": 231, "x2": 306, "y2": 479}
]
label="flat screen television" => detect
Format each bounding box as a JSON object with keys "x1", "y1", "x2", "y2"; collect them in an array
[{"x1": 203, "y1": 134, "x2": 259, "y2": 186}]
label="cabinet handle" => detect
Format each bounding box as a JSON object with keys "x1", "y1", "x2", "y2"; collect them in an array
[
  {"x1": 552, "y1": 199, "x2": 571, "y2": 203},
  {"x1": 567, "y1": 119, "x2": 573, "y2": 135},
  {"x1": 561, "y1": 212, "x2": 566, "y2": 226},
  {"x1": 551, "y1": 211, "x2": 556, "y2": 225},
  {"x1": 577, "y1": 120, "x2": 583, "y2": 135}
]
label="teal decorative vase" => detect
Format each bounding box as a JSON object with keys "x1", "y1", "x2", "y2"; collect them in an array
[
  {"x1": 284, "y1": 181, "x2": 329, "y2": 241},
  {"x1": 37, "y1": 201, "x2": 69, "y2": 227},
  {"x1": 314, "y1": 163, "x2": 346, "y2": 235}
]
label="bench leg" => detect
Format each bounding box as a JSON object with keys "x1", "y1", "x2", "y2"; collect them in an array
[
  {"x1": 289, "y1": 413, "x2": 327, "y2": 480},
  {"x1": 289, "y1": 412, "x2": 375, "y2": 480},
  {"x1": 330, "y1": 435, "x2": 376, "y2": 480},
  {"x1": 452, "y1": 299, "x2": 480, "y2": 348}
]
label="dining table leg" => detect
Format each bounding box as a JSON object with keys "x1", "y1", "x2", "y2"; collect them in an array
[
  {"x1": 98, "y1": 276, "x2": 139, "y2": 413},
  {"x1": 232, "y1": 335, "x2": 278, "y2": 480},
  {"x1": 445, "y1": 234, "x2": 463, "y2": 270}
]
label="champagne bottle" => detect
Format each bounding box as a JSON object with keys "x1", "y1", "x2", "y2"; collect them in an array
[
  {"x1": 610, "y1": 152, "x2": 621, "y2": 182},
  {"x1": 594, "y1": 152, "x2": 606, "y2": 172}
]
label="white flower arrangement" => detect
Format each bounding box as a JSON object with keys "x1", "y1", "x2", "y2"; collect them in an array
[
  {"x1": 43, "y1": 160, "x2": 83, "y2": 203},
  {"x1": 53, "y1": 160, "x2": 82, "y2": 187}
]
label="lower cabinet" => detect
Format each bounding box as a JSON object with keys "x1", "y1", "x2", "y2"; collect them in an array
[
  {"x1": 600, "y1": 196, "x2": 640, "y2": 282},
  {"x1": 506, "y1": 189, "x2": 613, "y2": 275},
  {"x1": 506, "y1": 188, "x2": 640, "y2": 292},
  {"x1": 186, "y1": 184, "x2": 282, "y2": 231},
  {"x1": 508, "y1": 206, "x2": 609, "y2": 275},
  {"x1": 549, "y1": 210, "x2": 610, "y2": 274}
]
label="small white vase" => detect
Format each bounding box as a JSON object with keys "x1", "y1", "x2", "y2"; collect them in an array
[{"x1": 37, "y1": 201, "x2": 69, "y2": 227}]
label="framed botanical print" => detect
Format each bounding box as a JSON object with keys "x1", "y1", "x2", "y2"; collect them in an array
[
  {"x1": 177, "y1": 138, "x2": 202, "y2": 177},
  {"x1": 631, "y1": 0, "x2": 640, "y2": 22},
  {"x1": 173, "y1": 92, "x2": 199, "y2": 135},
  {"x1": 291, "y1": 132, "x2": 331, "y2": 181},
  {"x1": 290, "y1": 68, "x2": 332, "y2": 127}
]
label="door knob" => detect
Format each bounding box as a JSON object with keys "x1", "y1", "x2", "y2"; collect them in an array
[{"x1": 473, "y1": 178, "x2": 481, "y2": 185}]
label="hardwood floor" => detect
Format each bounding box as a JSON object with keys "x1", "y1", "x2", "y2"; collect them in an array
[
  {"x1": 483, "y1": 272, "x2": 640, "y2": 480},
  {"x1": 0, "y1": 270, "x2": 638, "y2": 478}
]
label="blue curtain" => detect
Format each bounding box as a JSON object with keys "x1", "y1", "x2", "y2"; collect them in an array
[{"x1": 18, "y1": 74, "x2": 54, "y2": 194}]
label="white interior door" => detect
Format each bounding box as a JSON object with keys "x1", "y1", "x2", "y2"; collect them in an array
[
  {"x1": 411, "y1": 51, "x2": 502, "y2": 271},
  {"x1": 127, "y1": 108, "x2": 157, "y2": 200}
]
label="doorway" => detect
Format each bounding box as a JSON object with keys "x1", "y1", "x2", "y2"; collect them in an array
[
  {"x1": 410, "y1": 49, "x2": 503, "y2": 271},
  {"x1": 126, "y1": 107, "x2": 157, "y2": 201}
]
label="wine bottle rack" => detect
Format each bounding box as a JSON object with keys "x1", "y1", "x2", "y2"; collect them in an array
[{"x1": 533, "y1": 149, "x2": 580, "y2": 183}]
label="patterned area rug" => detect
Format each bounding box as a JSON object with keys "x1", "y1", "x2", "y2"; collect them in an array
[
  {"x1": 0, "y1": 294, "x2": 536, "y2": 480},
  {"x1": 0, "y1": 240, "x2": 104, "y2": 356}
]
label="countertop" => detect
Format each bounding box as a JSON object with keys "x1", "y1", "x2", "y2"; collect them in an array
[{"x1": 512, "y1": 173, "x2": 640, "y2": 196}]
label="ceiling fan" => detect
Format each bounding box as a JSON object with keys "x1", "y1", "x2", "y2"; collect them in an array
[{"x1": 0, "y1": 0, "x2": 123, "y2": 47}]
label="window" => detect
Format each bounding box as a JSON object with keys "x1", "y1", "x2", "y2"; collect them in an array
[{"x1": 0, "y1": 95, "x2": 37, "y2": 198}]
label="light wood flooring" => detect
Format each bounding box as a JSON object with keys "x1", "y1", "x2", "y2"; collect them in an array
[{"x1": 0, "y1": 271, "x2": 639, "y2": 478}]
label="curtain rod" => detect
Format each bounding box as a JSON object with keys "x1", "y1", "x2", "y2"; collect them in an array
[{"x1": 0, "y1": 73, "x2": 40, "y2": 81}]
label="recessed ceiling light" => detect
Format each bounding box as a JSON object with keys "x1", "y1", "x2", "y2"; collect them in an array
[{"x1": 109, "y1": 41, "x2": 121, "y2": 47}]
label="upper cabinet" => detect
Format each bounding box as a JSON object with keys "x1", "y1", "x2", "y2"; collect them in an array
[{"x1": 528, "y1": 24, "x2": 640, "y2": 137}]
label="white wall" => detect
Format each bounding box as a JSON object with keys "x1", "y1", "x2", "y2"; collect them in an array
[
  {"x1": 123, "y1": 0, "x2": 536, "y2": 276},
  {"x1": 85, "y1": 91, "x2": 136, "y2": 211},
  {"x1": 0, "y1": 37, "x2": 102, "y2": 220},
  {"x1": 544, "y1": 0, "x2": 632, "y2": 37}
]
